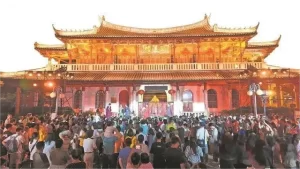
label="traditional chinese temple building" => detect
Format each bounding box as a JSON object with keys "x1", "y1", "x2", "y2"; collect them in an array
[{"x1": 1, "y1": 15, "x2": 299, "y2": 116}]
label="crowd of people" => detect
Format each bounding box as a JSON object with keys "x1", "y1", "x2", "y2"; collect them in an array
[{"x1": 0, "y1": 111, "x2": 300, "y2": 169}]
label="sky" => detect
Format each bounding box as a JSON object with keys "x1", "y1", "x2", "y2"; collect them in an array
[{"x1": 0, "y1": 0, "x2": 299, "y2": 72}]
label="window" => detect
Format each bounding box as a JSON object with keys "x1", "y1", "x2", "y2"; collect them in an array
[
  {"x1": 95, "y1": 90, "x2": 105, "y2": 108},
  {"x1": 207, "y1": 89, "x2": 217, "y2": 108},
  {"x1": 182, "y1": 90, "x2": 193, "y2": 112},
  {"x1": 232, "y1": 89, "x2": 239, "y2": 108},
  {"x1": 74, "y1": 90, "x2": 82, "y2": 109}
]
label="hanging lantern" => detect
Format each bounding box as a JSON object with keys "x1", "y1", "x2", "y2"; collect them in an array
[
  {"x1": 49, "y1": 92, "x2": 56, "y2": 98},
  {"x1": 168, "y1": 89, "x2": 176, "y2": 95},
  {"x1": 137, "y1": 89, "x2": 145, "y2": 95}
]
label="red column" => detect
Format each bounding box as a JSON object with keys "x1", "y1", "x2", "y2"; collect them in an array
[{"x1": 15, "y1": 87, "x2": 21, "y2": 115}]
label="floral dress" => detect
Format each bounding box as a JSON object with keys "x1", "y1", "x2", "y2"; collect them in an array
[{"x1": 184, "y1": 145, "x2": 203, "y2": 164}]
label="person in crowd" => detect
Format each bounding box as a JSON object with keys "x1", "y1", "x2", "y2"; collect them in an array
[
  {"x1": 49, "y1": 139, "x2": 70, "y2": 169},
  {"x1": 126, "y1": 152, "x2": 140, "y2": 169},
  {"x1": 0, "y1": 158, "x2": 8, "y2": 169},
  {"x1": 184, "y1": 138, "x2": 203, "y2": 169},
  {"x1": 2, "y1": 127, "x2": 24, "y2": 169},
  {"x1": 118, "y1": 138, "x2": 132, "y2": 169},
  {"x1": 29, "y1": 132, "x2": 38, "y2": 164},
  {"x1": 83, "y1": 130, "x2": 96, "y2": 169},
  {"x1": 135, "y1": 135, "x2": 149, "y2": 154},
  {"x1": 138, "y1": 153, "x2": 153, "y2": 169},
  {"x1": 102, "y1": 126, "x2": 118, "y2": 169},
  {"x1": 114, "y1": 125, "x2": 124, "y2": 167},
  {"x1": 65, "y1": 149, "x2": 86, "y2": 169},
  {"x1": 125, "y1": 129, "x2": 137, "y2": 148},
  {"x1": 43, "y1": 133, "x2": 55, "y2": 163},
  {"x1": 150, "y1": 132, "x2": 166, "y2": 168},
  {"x1": 2, "y1": 124, "x2": 13, "y2": 139},
  {"x1": 32, "y1": 141, "x2": 50, "y2": 169},
  {"x1": 196, "y1": 122, "x2": 209, "y2": 163},
  {"x1": 164, "y1": 136, "x2": 186, "y2": 169}
]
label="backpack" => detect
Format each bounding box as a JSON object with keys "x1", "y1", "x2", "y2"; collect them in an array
[
  {"x1": 6, "y1": 135, "x2": 18, "y2": 153},
  {"x1": 0, "y1": 142, "x2": 7, "y2": 156}
]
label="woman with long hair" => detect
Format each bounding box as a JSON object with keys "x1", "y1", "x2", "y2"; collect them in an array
[
  {"x1": 125, "y1": 129, "x2": 137, "y2": 148},
  {"x1": 43, "y1": 133, "x2": 55, "y2": 163},
  {"x1": 184, "y1": 139, "x2": 203, "y2": 169},
  {"x1": 219, "y1": 132, "x2": 238, "y2": 169}
]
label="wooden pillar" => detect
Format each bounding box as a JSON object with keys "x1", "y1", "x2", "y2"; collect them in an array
[
  {"x1": 132, "y1": 86, "x2": 138, "y2": 115},
  {"x1": 239, "y1": 41, "x2": 243, "y2": 62},
  {"x1": 219, "y1": 41, "x2": 222, "y2": 62},
  {"x1": 136, "y1": 45, "x2": 139, "y2": 64},
  {"x1": 203, "y1": 82, "x2": 208, "y2": 113},
  {"x1": 197, "y1": 43, "x2": 200, "y2": 62},
  {"x1": 294, "y1": 83, "x2": 299, "y2": 109},
  {"x1": 105, "y1": 86, "x2": 110, "y2": 108},
  {"x1": 127, "y1": 86, "x2": 132, "y2": 109},
  {"x1": 275, "y1": 83, "x2": 282, "y2": 107},
  {"x1": 15, "y1": 87, "x2": 21, "y2": 115},
  {"x1": 111, "y1": 45, "x2": 114, "y2": 64},
  {"x1": 228, "y1": 85, "x2": 232, "y2": 110},
  {"x1": 173, "y1": 44, "x2": 176, "y2": 62}
]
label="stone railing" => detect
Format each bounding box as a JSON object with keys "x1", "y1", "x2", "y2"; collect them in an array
[{"x1": 51, "y1": 62, "x2": 265, "y2": 72}]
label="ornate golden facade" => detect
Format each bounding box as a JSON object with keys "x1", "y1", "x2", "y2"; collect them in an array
[{"x1": 34, "y1": 15, "x2": 280, "y2": 64}]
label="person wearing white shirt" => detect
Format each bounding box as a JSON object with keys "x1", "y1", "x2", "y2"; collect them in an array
[
  {"x1": 2, "y1": 127, "x2": 25, "y2": 169},
  {"x1": 43, "y1": 136, "x2": 55, "y2": 163},
  {"x1": 28, "y1": 132, "x2": 39, "y2": 161},
  {"x1": 83, "y1": 130, "x2": 97, "y2": 169},
  {"x1": 4, "y1": 114, "x2": 12, "y2": 126},
  {"x1": 196, "y1": 123, "x2": 209, "y2": 163}
]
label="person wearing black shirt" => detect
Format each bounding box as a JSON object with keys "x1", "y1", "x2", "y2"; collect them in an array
[
  {"x1": 66, "y1": 149, "x2": 86, "y2": 169},
  {"x1": 164, "y1": 136, "x2": 186, "y2": 169},
  {"x1": 150, "y1": 132, "x2": 166, "y2": 169}
]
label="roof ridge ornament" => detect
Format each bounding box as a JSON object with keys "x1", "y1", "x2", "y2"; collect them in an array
[{"x1": 99, "y1": 15, "x2": 106, "y2": 26}]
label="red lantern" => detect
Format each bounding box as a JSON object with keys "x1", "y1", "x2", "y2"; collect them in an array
[
  {"x1": 137, "y1": 89, "x2": 145, "y2": 95},
  {"x1": 168, "y1": 89, "x2": 176, "y2": 95}
]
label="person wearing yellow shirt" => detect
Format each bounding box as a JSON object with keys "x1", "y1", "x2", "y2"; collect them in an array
[
  {"x1": 38, "y1": 123, "x2": 47, "y2": 141},
  {"x1": 125, "y1": 129, "x2": 137, "y2": 148},
  {"x1": 166, "y1": 118, "x2": 177, "y2": 131},
  {"x1": 79, "y1": 128, "x2": 87, "y2": 147}
]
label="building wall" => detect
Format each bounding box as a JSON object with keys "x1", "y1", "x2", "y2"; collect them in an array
[{"x1": 62, "y1": 83, "x2": 252, "y2": 115}]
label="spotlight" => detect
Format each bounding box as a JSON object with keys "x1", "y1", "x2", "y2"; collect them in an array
[
  {"x1": 28, "y1": 71, "x2": 33, "y2": 77},
  {"x1": 48, "y1": 71, "x2": 53, "y2": 77},
  {"x1": 57, "y1": 73, "x2": 61, "y2": 77},
  {"x1": 44, "y1": 81, "x2": 54, "y2": 88},
  {"x1": 261, "y1": 71, "x2": 266, "y2": 76},
  {"x1": 33, "y1": 83, "x2": 38, "y2": 87},
  {"x1": 36, "y1": 72, "x2": 42, "y2": 77}
]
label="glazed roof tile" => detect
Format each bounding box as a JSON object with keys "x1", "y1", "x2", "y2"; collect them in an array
[{"x1": 53, "y1": 15, "x2": 258, "y2": 38}]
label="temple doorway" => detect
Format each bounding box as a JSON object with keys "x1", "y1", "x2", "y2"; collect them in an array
[
  {"x1": 119, "y1": 90, "x2": 129, "y2": 107},
  {"x1": 138, "y1": 86, "x2": 173, "y2": 117}
]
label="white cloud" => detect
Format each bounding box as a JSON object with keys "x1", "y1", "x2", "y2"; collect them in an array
[{"x1": 0, "y1": 0, "x2": 299, "y2": 71}]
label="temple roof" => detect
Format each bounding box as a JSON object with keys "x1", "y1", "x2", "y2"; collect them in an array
[
  {"x1": 247, "y1": 35, "x2": 281, "y2": 48},
  {"x1": 1, "y1": 70, "x2": 299, "y2": 82},
  {"x1": 52, "y1": 15, "x2": 259, "y2": 38},
  {"x1": 34, "y1": 42, "x2": 66, "y2": 51},
  {"x1": 243, "y1": 36, "x2": 281, "y2": 59}
]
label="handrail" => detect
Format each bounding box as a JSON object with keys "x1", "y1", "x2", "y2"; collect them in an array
[{"x1": 51, "y1": 62, "x2": 265, "y2": 72}]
